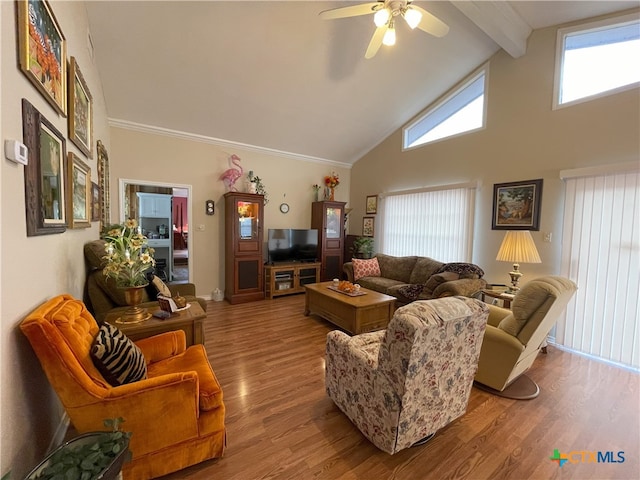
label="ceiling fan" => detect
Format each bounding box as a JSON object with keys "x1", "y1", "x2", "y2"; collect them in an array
[{"x1": 319, "y1": 1, "x2": 449, "y2": 59}]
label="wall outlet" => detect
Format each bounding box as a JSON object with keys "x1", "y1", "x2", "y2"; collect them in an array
[
  {"x1": 543, "y1": 232, "x2": 552, "y2": 242},
  {"x1": 197, "y1": 224, "x2": 205, "y2": 231}
]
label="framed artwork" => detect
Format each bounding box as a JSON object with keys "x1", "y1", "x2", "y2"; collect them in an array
[
  {"x1": 362, "y1": 217, "x2": 375, "y2": 237},
  {"x1": 366, "y1": 195, "x2": 377, "y2": 214},
  {"x1": 97, "y1": 140, "x2": 110, "y2": 232},
  {"x1": 91, "y1": 182, "x2": 100, "y2": 222},
  {"x1": 492, "y1": 178, "x2": 543, "y2": 230},
  {"x1": 68, "y1": 57, "x2": 93, "y2": 158},
  {"x1": 17, "y1": 0, "x2": 67, "y2": 116},
  {"x1": 67, "y1": 153, "x2": 91, "y2": 228},
  {"x1": 22, "y1": 99, "x2": 67, "y2": 236}
]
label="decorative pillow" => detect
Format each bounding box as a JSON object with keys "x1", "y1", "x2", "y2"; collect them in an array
[
  {"x1": 91, "y1": 323, "x2": 147, "y2": 386},
  {"x1": 149, "y1": 274, "x2": 172, "y2": 297},
  {"x1": 397, "y1": 284, "x2": 425, "y2": 302},
  {"x1": 352, "y1": 257, "x2": 381, "y2": 281},
  {"x1": 436, "y1": 262, "x2": 485, "y2": 279}
]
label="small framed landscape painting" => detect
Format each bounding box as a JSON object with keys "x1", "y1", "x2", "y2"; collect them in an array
[
  {"x1": 366, "y1": 195, "x2": 377, "y2": 214},
  {"x1": 67, "y1": 153, "x2": 91, "y2": 229},
  {"x1": 492, "y1": 178, "x2": 543, "y2": 230},
  {"x1": 91, "y1": 182, "x2": 100, "y2": 222},
  {"x1": 362, "y1": 217, "x2": 375, "y2": 237}
]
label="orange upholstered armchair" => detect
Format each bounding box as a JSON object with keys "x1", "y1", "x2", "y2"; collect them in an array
[{"x1": 20, "y1": 294, "x2": 225, "y2": 479}]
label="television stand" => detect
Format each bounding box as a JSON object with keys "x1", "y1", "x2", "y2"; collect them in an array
[{"x1": 265, "y1": 262, "x2": 321, "y2": 299}]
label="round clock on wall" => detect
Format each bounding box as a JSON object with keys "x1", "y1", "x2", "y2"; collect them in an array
[{"x1": 279, "y1": 203, "x2": 290, "y2": 214}]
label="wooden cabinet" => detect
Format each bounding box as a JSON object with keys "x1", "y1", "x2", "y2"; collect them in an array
[
  {"x1": 311, "y1": 201, "x2": 346, "y2": 281},
  {"x1": 224, "y1": 192, "x2": 265, "y2": 304},
  {"x1": 265, "y1": 262, "x2": 321, "y2": 299}
]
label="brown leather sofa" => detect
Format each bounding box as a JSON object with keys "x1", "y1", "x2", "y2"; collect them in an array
[
  {"x1": 84, "y1": 239, "x2": 206, "y2": 322},
  {"x1": 20, "y1": 294, "x2": 226, "y2": 479}
]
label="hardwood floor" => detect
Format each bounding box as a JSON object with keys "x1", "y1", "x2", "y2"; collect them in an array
[{"x1": 160, "y1": 294, "x2": 639, "y2": 480}]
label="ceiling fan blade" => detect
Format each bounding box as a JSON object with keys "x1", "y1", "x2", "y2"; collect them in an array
[
  {"x1": 319, "y1": 2, "x2": 382, "y2": 20},
  {"x1": 365, "y1": 25, "x2": 387, "y2": 59},
  {"x1": 411, "y1": 5, "x2": 450, "y2": 37}
]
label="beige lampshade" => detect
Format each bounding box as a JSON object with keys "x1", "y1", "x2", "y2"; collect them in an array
[{"x1": 496, "y1": 231, "x2": 541, "y2": 264}]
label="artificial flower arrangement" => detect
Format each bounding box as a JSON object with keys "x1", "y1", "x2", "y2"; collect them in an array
[
  {"x1": 102, "y1": 219, "x2": 156, "y2": 287},
  {"x1": 324, "y1": 172, "x2": 340, "y2": 188}
]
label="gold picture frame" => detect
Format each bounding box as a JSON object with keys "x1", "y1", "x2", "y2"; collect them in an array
[
  {"x1": 17, "y1": 0, "x2": 67, "y2": 116},
  {"x1": 67, "y1": 153, "x2": 91, "y2": 228},
  {"x1": 366, "y1": 195, "x2": 377, "y2": 214},
  {"x1": 97, "y1": 140, "x2": 110, "y2": 232},
  {"x1": 22, "y1": 99, "x2": 67, "y2": 236},
  {"x1": 362, "y1": 217, "x2": 375, "y2": 237},
  {"x1": 68, "y1": 57, "x2": 93, "y2": 158}
]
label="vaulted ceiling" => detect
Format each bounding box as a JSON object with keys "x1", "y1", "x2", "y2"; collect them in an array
[{"x1": 85, "y1": 1, "x2": 636, "y2": 165}]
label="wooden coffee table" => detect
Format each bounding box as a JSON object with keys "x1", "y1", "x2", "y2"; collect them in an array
[
  {"x1": 304, "y1": 282, "x2": 396, "y2": 334},
  {"x1": 105, "y1": 301, "x2": 206, "y2": 346}
]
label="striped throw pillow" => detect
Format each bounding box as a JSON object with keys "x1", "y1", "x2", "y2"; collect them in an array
[{"x1": 91, "y1": 323, "x2": 147, "y2": 386}]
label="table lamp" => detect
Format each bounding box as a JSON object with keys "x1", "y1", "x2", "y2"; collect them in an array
[{"x1": 496, "y1": 231, "x2": 541, "y2": 293}]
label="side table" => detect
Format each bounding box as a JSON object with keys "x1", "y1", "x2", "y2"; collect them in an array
[
  {"x1": 105, "y1": 301, "x2": 206, "y2": 346},
  {"x1": 480, "y1": 289, "x2": 514, "y2": 309}
]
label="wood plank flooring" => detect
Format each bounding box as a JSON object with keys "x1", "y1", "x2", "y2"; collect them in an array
[{"x1": 160, "y1": 294, "x2": 639, "y2": 480}]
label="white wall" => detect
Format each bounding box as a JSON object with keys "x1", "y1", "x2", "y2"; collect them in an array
[
  {"x1": 1, "y1": 2, "x2": 110, "y2": 477},
  {"x1": 348, "y1": 11, "x2": 640, "y2": 285}
]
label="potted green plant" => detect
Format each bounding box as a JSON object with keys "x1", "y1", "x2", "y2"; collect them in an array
[
  {"x1": 25, "y1": 418, "x2": 131, "y2": 480},
  {"x1": 351, "y1": 236, "x2": 374, "y2": 259}
]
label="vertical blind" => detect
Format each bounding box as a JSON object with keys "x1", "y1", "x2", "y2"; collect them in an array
[
  {"x1": 380, "y1": 185, "x2": 475, "y2": 262},
  {"x1": 557, "y1": 169, "x2": 639, "y2": 370}
]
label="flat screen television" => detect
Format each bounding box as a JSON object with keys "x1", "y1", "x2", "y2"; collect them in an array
[{"x1": 268, "y1": 228, "x2": 319, "y2": 263}]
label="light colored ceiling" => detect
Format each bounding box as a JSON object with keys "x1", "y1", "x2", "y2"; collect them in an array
[{"x1": 85, "y1": 1, "x2": 637, "y2": 165}]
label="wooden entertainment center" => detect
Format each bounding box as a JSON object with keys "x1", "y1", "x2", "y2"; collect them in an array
[{"x1": 264, "y1": 262, "x2": 321, "y2": 299}]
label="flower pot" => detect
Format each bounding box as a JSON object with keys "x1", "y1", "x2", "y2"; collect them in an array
[
  {"x1": 117, "y1": 284, "x2": 151, "y2": 324},
  {"x1": 24, "y1": 432, "x2": 130, "y2": 480}
]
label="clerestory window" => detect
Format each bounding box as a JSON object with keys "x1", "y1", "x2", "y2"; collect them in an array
[
  {"x1": 554, "y1": 13, "x2": 640, "y2": 109},
  {"x1": 403, "y1": 65, "x2": 488, "y2": 149}
]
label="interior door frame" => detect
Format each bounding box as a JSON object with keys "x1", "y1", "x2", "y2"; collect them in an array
[{"x1": 119, "y1": 178, "x2": 193, "y2": 283}]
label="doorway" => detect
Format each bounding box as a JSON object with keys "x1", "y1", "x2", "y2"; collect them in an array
[{"x1": 119, "y1": 179, "x2": 193, "y2": 284}]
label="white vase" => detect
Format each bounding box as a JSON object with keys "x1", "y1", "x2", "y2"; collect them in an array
[{"x1": 246, "y1": 181, "x2": 257, "y2": 194}]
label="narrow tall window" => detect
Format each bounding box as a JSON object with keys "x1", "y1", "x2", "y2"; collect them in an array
[
  {"x1": 403, "y1": 66, "x2": 487, "y2": 149},
  {"x1": 556, "y1": 167, "x2": 639, "y2": 371},
  {"x1": 554, "y1": 14, "x2": 640, "y2": 108},
  {"x1": 380, "y1": 184, "x2": 476, "y2": 262}
]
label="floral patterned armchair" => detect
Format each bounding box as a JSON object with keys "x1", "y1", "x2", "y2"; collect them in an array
[{"x1": 325, "y1": 296, "x2": 489, "y2": 454}]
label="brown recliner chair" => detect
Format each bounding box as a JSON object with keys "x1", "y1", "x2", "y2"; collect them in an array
[
  {"x1": 474, "y1": 275, "x2": 577, "y2": 399},
  {"x1": 84, "y1": 239, "x2": 206, "y2": 322},
  {"x1": 20, "y1": 294, "x2": 226, "y2": 479}
]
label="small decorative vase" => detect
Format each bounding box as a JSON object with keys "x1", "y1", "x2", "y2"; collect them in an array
[
  {"x1": 330, "y1": 187, "x2": 335, "y2": 201},
  {"x1": 324, "y1": 187, "x2": 330, "y2": 200},
  {"x1": 313, "y1": 190, "x2": 319, "y2": 202},
  {"x1": 246, "y1": 181, "x2": 257, "y2": 194},
  {"x1": 117, "y1": 284, "x2": 151, "y2": 324}
]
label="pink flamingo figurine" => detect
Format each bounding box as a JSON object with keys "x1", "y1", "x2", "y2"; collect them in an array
[{"x1": 219, "y1": 154, "x2": 243, "y2": 192}]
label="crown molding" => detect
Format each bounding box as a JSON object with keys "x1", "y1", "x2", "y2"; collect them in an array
[{"x1": 108, "y1": 118, "x2": 351, "y2": 168}]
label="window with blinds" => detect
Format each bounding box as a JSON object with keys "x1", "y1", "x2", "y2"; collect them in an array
[
  {"x1": 556, "y1": 167, "x2": 639, "y2": 371},
  {"x1": 379, "y1": 184, "x2": 476, "y2": 262}
]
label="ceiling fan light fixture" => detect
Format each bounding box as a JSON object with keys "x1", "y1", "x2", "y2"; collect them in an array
[
  {"x1": 373, "y1": 8, "x2": 390, "y2": 27},
  {"x1": 382, "y1": 23, "x2": 396, "y2": 46},
  {"x1": 403, "y1": 7, "x2": 422, "y2": 29}
]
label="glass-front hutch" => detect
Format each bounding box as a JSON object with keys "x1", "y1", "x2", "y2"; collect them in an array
[
  {"x1": 311, "y1": 201, "x2": 347, "y2": 281},
  {"x1": 224, "y1": 192, "x2": 265, "y2": 304}
]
